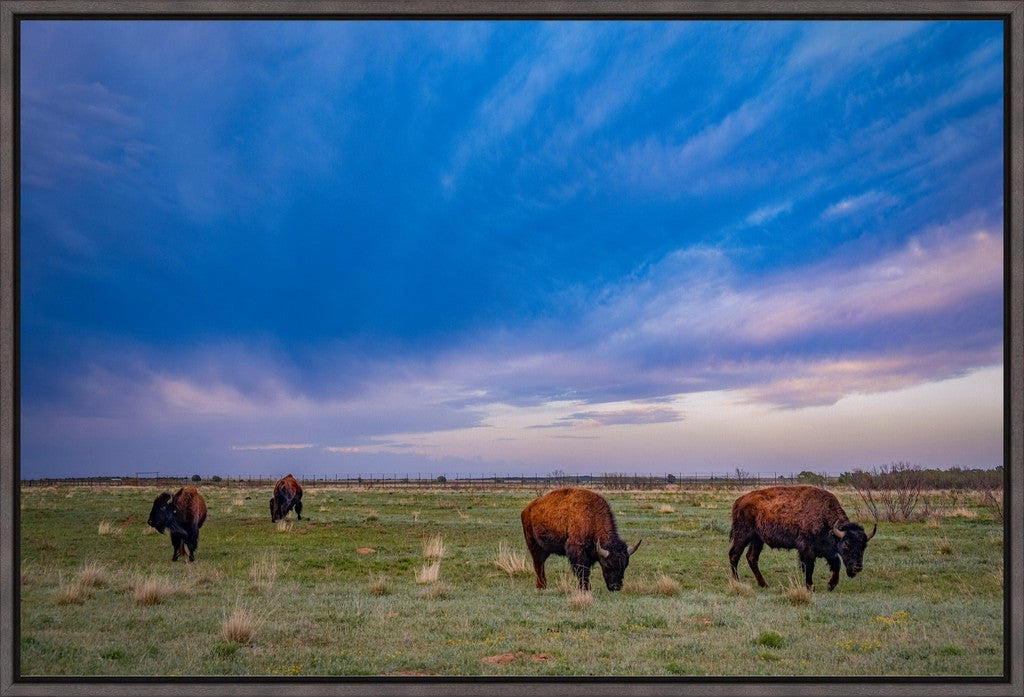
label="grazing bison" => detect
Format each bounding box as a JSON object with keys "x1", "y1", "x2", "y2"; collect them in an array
[
  {"x1": 147, "y1": 485, "x2": 207, "y2": 562},
  {"x1": 729, "y1": 485, "x2": 876, "y2": 590},
  {"x1": 270, "y1": 473, "x2": 303, "y2": 522},
  {"x1": 521, "y1": 487, "x2": 641, "y2": 592}
]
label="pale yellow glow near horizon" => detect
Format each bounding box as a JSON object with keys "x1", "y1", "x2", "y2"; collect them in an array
[{"x1": 381, "y1": 365, "x2": 1003, "y2": 473}]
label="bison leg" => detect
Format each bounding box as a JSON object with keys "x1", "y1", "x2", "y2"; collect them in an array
[
  {"x1": 799, "y1": 551, "x2": 816, "y2": 590},
  {"x1": 187, "y1": 531, "x2": 199, "y2": 562},
  {"x1": 294, "y1": 498, "x2": 303, "y2": 521},
  {"x1": 745, "y1": 538, "x2": 768, "y2": 587},
  {"x1": 826, "y1": 554, "x2": 841, "y2": 591},
  {"x1": 566, "y1": 545, "x2": 591, "y2": 591},
  {"x1": 531, "y1": 552, "x2": 549, "y2": 590},
  {"x1": 728, "y1": 538, "x2": 747, "y2": 580},
  {"x1": 170, "y1": 532, "x2": 182, "y2": 561},
  {"x1": 524, "y1": 539, "x2": 549, "y2": 590}
]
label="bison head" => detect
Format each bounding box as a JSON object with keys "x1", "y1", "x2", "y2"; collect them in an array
[
  {"x1": 595, "y1": 538, "x2": 642, "y2": 591},
  {"x1": 148, "y1": 492, "x2": 175, "y2": 534},
  {"x1": 269, "y1": 497, "x2": 279, "y2": 522},
  {"x1": 832, "y1": 521, "x2": 876, "y2": 577}
]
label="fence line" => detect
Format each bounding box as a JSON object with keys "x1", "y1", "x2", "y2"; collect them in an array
[{"x1": 20, "y1": 472, "x2": 799, "y2": 489}]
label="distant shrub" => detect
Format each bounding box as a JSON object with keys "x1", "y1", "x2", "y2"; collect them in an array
[
  {"x1": 435, "y1": 475, "x2": 447, "y2": 483},
  {"x1": 756, "y1": 630, "x2": 785, "y2": 648},
  {"x1": 191, "y1": 474, "x2": 201, "y2": 482},
  {"x1": 210, "y1": 475, "x2": 222, "y2": 483}
]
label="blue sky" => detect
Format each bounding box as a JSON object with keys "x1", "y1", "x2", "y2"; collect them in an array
[{"x1": 19, "y1": 20, "x2": 1004, "y2": 478}]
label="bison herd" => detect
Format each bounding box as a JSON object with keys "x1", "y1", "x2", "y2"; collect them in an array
[{"x1": 146, "y1": 476, "x2": 875, "y2": 592}]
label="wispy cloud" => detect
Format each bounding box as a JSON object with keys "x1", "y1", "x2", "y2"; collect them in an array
[
  {"x1": 821, "y1": 190, "x2": 898, "y2": 220},
  {"x1": 231, "y1": 443, "x2": 313, "y2": 451}
]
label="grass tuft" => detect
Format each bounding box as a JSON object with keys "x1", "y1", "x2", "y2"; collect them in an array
[
  {"x1": 415, "y1": 560, "x2": 441, "y2": 584},
  {"x1": 54, "y1": 582, "x2": 87, "y2": 605},
  {"x1": 937, "y1": 538, "x2": 953, "y2": 555},
  {"x1": 655, "y1": 573, "x2": 681, "y2": 596},
  {"x1": 727, "y1": 576, "x2": 753, "y2": 596},
  {"x1": 97, "y1": 521, "x2": 123, "y2": 537},
  {"x1": 659, "y1": 504, "x2": 675, "y2": 514},
  {"x1": 221, "y1": 608, "x2": 256, "y2": 644},
  {"x1": 422, "y1": 534, "x2": 446, "y2": 560},
  {"x1": 567, "y1": 589, "x2": 594, "y2": 610},
  {"x1": 417, "y1": 582, "x2": 453, "y2": 600},
  {"x1": 785, "y1": 578, "x2": 812, "y2": 605},
  {"x1": 76, "y1": 562, "x2": 109, "y2": 588},
  {"x1": 494, "y1": 540, "x2": 530, "y2": 576},
  {"x1": 249, "y1": 553, "x2": 281, "y2": 592},
  {"x1": 132, "y1": 576, "x2": 176, "y2": 606},
  {"x1": 366, "y1": 573, "x2": 391, "y2": 596},
  {"x1": 275, "y1": 520, "x2": 293, "y2": 533}
]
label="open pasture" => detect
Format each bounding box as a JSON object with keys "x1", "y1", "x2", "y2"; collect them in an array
[{"x1": 18, "y1": 483, "x2": 1004, "y2": 677}]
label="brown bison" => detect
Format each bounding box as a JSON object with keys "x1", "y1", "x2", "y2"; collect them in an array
[
  {"x1": 521, "y1": 487, "x2": 641, "y2": 592},
  {"x1": 147, "y1": 485, "x2": 207, "y2": 562},
  {"x1": 729, "y1": 485, "x2": 876, "y2": 590},
  {"x1": 270, "y1": 473, "x2": 303, "y2": 522}
]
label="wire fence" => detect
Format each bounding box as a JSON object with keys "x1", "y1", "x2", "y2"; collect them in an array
[{"x1": 21, "y1": 472, "x2": 802, "y2": 490}]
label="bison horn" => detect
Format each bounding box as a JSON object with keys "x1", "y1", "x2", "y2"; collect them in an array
[
  {"x1": 832, "y1": 522, "x2": 846, "y2": 539},
  {"x1": 595, "y1": 540, "x2": 610, "y2": 559},
  {"x1": 628, "y1": 539, "x2": 642, "y2": 556},
  {"x1": 867, "y1": 523, "x2": 877, "y2": 540}
]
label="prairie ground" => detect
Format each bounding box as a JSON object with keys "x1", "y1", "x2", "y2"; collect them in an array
[{"x1": 17, "y1": 483, "x2": 1004, "y2": 677}]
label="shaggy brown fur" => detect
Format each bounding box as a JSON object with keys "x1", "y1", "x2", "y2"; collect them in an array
[
  {"x1": 521, "y1": 487, "x2": 640, "y2": 592},
  {"x1": 147, "y1": 485, "x2": 208, "y2": 562},
  {"x1": 270, "y1": 474, "x2": 303, "y2": 522},
  {"x1": 729, "y1": 485, "x2": 875, "y2": 590}
]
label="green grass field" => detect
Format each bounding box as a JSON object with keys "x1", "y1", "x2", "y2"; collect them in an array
[{"x1": 17, "y1": 483, "x2": 1004, "y2": 677}]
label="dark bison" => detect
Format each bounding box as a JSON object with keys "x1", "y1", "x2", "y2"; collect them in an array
[
  {"x1": 147, "y1": 485, "x2": 208, "y2": 562},
  {"x1": 729, "y1": 485, "x2": 876, "y2": 590},
  {"x1": 270, "y1": 473, "x2": 303, "y2": 522},
  {"x1": 521, "y1": 487, "x2": 641, "y2": 592}
]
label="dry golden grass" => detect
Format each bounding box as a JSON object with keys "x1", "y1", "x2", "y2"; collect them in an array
[
  {"x1": 727, "y1": 576, "x2": 753, "y2": 596},
  {"x1": 54, "y1": 582, "x2": 87, "y2": 605},
  {"x1": 494, "y1": 540, "x2": 530, "y2": 576},
  {"x1": 417, "y1": 582, "x2": 452, "y2": 600},
  {"x1": 786, "y1": 578, "x2": 812, "y2": 605},
  {"x1": 275, "y1": 520, "x2": 293, "y2": 533},
  {"x1": 97, "y1": 520, "x2": 123, "y2": 537},
  {"x1": 937, "y1": 538, "x2": 953, "y2": 555},
  {"x1": 142, "y1": 525, "x2": 156, "y2": 535},
  {"x1": 567, "y1": 589, "x2": 593, "y2": 609},
  {"x1": 949, "y1": 507, "x2": 978, "y2": 518},
  {"x1": 366, "y1": 573, "x2": 391, "y2": 596},
  {"x1": 76, "y1": 562, "x2": 108, "y2": 588},
  {"x1": 555, "y1": 572, "x2": 579, "y2": 594},
  {"x1": 231, "y1": 498, "x2": 245, "y2": 507},
  {"x1": 926, "y1": 517, "x2": 942, "y2": 529},
  {"x1": 249, "y1": 553, "x2": 280, "y2": 592},
  {"x1": 131, "y1": 576, "x2": 176, "y2": 606},
  {"x1": 422, "y1": 534, "x2": 446, "y2": 560},
  {"x1": 415, "y1": 560, "x2": 441, "y2": 584},
  {"x1": 658, "y1": 504, "x2": 675, "y2": 514},
  {"x1": 221, "y1": 608, "x2": 256, "y2": 644},
  {"x1": 655, "y1": 573, "x2": 681, "y2": 596}
]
